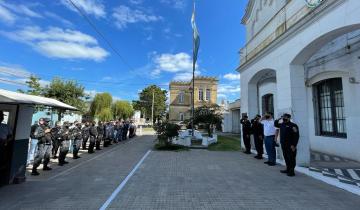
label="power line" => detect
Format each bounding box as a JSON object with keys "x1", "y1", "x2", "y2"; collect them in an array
[
  {"x1": 0, "y1": 70, "x2": 168, "y2": 88},
  {"x1": 67, "y1": 0, "x2": 135, "y2": 72},
  {"x1": 0, "y1": 78, "x2": 26, "y2": 86}
]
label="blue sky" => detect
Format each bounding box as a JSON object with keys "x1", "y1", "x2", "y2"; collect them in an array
[{"x1": 0, "y1": 0, "x2": 247, "y2": 103}]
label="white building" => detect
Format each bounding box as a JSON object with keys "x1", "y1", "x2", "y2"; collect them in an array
[
  {"x1": 238, "y1": 0, "x2": 360, "y2": 165},
  {"x1": 222, "y1": 99, "x2": 241, "y2": 134}
]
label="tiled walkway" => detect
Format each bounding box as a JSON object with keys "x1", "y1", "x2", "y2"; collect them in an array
[{"x1": 310, "y1": 151, "x2": 360, "y2": 187}]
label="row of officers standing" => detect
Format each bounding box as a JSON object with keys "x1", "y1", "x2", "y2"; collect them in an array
[
  {"x1": 29, "y1": 118, "x2": 137, "y2": 176},
  {"x1": 241, "y1": 113, "x2": 299, "y2": 177}
]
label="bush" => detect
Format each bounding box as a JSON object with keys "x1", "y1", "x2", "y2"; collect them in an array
[{"x1": 153, "y1": 121, "x2": 180, "y2": 147}]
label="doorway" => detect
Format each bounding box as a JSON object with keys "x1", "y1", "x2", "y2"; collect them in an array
[{"x1": 0, "y1": 104, "x2": 17, "y2": 186}]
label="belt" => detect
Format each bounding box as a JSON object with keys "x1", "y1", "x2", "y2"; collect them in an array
[{"x1": 265, "y1": 135, "x2": 275, "y2": 137}]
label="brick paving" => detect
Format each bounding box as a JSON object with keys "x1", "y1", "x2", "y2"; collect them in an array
[
  {"x1": 109, "y1": 150, "x2": 360, "y2": 210},
  {"x1": 1, "y1": 134, "x2": 360, "y2": 210}
]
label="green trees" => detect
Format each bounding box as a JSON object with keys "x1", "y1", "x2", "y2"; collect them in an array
[
  {"x1": 193, "y1": 104, "x2": 223, "y2": 137},
  {"x1": 89, "y1": 93, "x2": 134, "y2": 121},
  {"x1": 133, "y1": 85, "x2": 167, "y2": 123},
  {"x1": 18, "y1": 76, "x2": 88, "y2": 119},
  {"x1": 90, "y1": 93, "x2": 113, "y2": 121},
  {"x1": 17, "y1": 75, "x2": 43, "y2": 96},
  {"x1": 112, "y1": 101, "x2": 134, "y2": 120},
  {"x1": 44, "y1": 78, "x2": 89, "y2": 113}
]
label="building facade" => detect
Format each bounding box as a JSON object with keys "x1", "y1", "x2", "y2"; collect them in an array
[
  {"x1": 169, "y1": 77, "x2": 218, "y2": 123},
  {"x1": 222, "y1": 99, "x2": 241, "y2": 134},
  {"x1": 238, "y1": 0, "x2": 360, "y2": 165}
]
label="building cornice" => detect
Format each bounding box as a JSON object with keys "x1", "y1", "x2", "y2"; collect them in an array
[
  {"x1": 237, "y1": 0, "x2": 343, "y2": 72},
  {"x1": 241, "y1": 0, "x2": 254, "y2": 25}
]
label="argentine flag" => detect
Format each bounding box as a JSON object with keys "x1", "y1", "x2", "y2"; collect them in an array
[{"x1": 191, "y1": 2, "x2": 200, "y2": 66}]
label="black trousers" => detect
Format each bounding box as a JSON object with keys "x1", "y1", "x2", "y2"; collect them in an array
[
  {"x1": 52, "y1": 139, "x2": 60, "y2": 157},
  {"x1": 254, "y1": 135, "x2": 263, "y2": 156},
  {"x1": 281, "y1": 144, "x2": 297, "y2": 172},
  {"x1": 82, "y1": 137, "x2": 88, "y2": 150},
  {"x1": 96, "y1": 136, "x2": 102, "y2": 149},
  {"x1": 242, "y1": 133, "x2": 251, "y2": 152},
  {"x1": 58, "y1": 145, "x2": 69, "y2": 164},
  {"x1": 88, "y1": 136, "x2": 95, "y2": 153}
]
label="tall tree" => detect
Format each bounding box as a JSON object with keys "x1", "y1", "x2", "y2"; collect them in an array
[
  {"x1": 17, "y1": 75, "x2": 43, "y2": 96},
  {"x1": 112, "y1": 100, "x2": 134, "y2": 120},
  {"x1": 44, "y1": 77, "x2": 88, "y2": 119},
  {"x1": 97, "y1": 107, "x2": 113, "y2": 121},
  {"x1": 90, "y1": 92, "x2": 113, "y2": 118},
  {"x1": 133, "y1": 85, "x2": 167, "y2": 123}
]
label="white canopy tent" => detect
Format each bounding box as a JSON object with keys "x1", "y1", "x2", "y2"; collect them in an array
[
  {"x1": 0, "y1": 89, "x2": 78, "y2": 186},
  {"x1": 0, "y1": 89, "x2": 78, "y2": 111}
]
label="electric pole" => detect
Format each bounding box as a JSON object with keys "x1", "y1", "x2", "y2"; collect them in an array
[{"x1": 151, "y1": 89, "x2": 154, "y2": 125}]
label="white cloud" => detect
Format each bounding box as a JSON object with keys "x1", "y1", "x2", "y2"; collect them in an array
[
  {"x1": 0, "y1": 65, "x2": 31, "y2": 78},
  {"x1": 0, "y1": 2, "x2": 42, "y2": 18},
  {"x1": 129, "y1": 0, "x2": 143, "y2": 5},
  {"x1": 0, "y1": 4, "x2": 16, "y2": 24},
  {"x1": 147, "y1": 52, "x2": 200, "y2": 81},
  {"x1": 173, "y1": 71, "x2": 200, "y2": 81},
  {"x1": 61, "y1": 0, "x2": 106, "y2": 18},
  {"x1": 224, "y1": 73, "x2": 240, "y2": 80},
  {"x1": 112, "y1": 5, "x2": 162, "y2": 30},
  {"x1": 44, "y1": 12, "x2": 74, "y2": 27},
  {"x1": 101, "y1": 76, "x2": 112, "y2": 81},
  {"x1": 218, "y1": 84, "x2": 241, "y2": 94},
  {"x1": 217, "y1": 93, "x2": 227, "y2": 99},
  {"x1": 1, "y1": 26, "x2": 109, "y2": 62},
  {"x1": 0, "y1": 64, "x2": 49, "y2": 87},
  {"x1": 152, "y1": 52, "x2": 194, "y2": 74},
  {"x1": 160, "y1": 0, "x2": 187, "y2": 10}
]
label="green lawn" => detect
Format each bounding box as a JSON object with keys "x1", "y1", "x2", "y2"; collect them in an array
[
  {"x1": 208, "y1": 135, "x2": 241, "y2": 151},
  {"x1": 142, "y1": 127, "x2": 154, "y2": 132}
]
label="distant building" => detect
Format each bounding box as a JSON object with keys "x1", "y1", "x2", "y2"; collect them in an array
[
  {"x1": 169, "y1": 76, "x2": 218, "y2": 123},
  {"x1": 222, "y1": 99, "x2": 241, "y2": 134}
]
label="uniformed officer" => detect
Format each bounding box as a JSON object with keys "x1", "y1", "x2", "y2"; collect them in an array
[
  {"x1": 240, "y1": 115, "x2": 252, "y2": 154},
  {"x1": 251, "y1": 115, "x2": 264, "y2": 159},
  {"x1": 275, "y1": 113, "x2": 300, "y2": 177},
  {"x1": 58, "y1": 122, "x2": 70, "y2": 166},
  {"x1": 0, "y1": 111, "x2": 12, "y2": 182},
  {"x1": 50, "y1": 121, "x2": 62, "y2": 159},
  {"x1": 82, "y1": 121, "x2": 90, "y2": 150},
  {"x1": 88, "y1": 121, "x2": 98, "y2": 153},
  {"x1": 71, "y1": 121, "x2": 82, "y2": 159},
  {"x1": 96, "y1": 121, "x2": 104, "y2": 150},
  {"x1": 31, "y1": 118, "x2": 52, "y2": 176},
  {"x1": 122, "y1": 121, "x2": 129, "y2": 140}
]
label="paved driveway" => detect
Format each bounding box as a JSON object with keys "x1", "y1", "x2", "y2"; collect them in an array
[{"x1": 109, "y1": 150, "x2": 360, "y2": 210}]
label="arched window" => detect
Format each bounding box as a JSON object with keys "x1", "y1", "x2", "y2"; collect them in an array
[
  {"x1": 179, "y1": 113, "x2": 184, "y2": 121},
  {"x1": 262, "y1": 94, "x2": 274, "y2": 115},
  {"x1": 178, "y1": 91, "x2": 184, "y2": 104},
  {"x1": 198, "y1": 89, "x2": 204, "y2": 101},
  {"x1": 313, "y1": 78, "x2": 346, "y2": 137},
  {"x1": 206, "y1": 89, "x2": 211, "y2": 101}
]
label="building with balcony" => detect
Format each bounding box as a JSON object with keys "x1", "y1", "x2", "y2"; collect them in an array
[
  {"x1": 169, "y1": 77, "x2": 218, "y2": 123},
  {"x1": 238, "y1": 0, "x2": 360, "y2": 165}
]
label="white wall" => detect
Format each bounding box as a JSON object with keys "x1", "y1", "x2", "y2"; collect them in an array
[{"x1": 239, "y1": 0, "x2": 360, "y2": 164}]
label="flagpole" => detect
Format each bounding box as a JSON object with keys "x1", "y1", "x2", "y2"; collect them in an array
[
  {"x1": 192, "y1": 42, "x2": 195, "y2": 138},
  {"x1": 191, "y1": 0, "x2": 195, "y2": 138}
]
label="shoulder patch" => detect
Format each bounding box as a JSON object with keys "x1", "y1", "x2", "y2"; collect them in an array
[{"x1": 292, "y1": 126, "x2": 298, "y2": 133}]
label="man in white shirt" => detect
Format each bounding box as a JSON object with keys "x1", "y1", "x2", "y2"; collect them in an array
[{"x1": 261, "y1": 113, "x2": 278, "y2": 166}]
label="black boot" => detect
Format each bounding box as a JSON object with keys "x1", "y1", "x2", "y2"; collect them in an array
[
  {"x1": 31, "y1": 169, "x2": 40, "y2": 176},
  {"x1": 43, "y1": 165, "x2": 52, "y2": 171}
]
